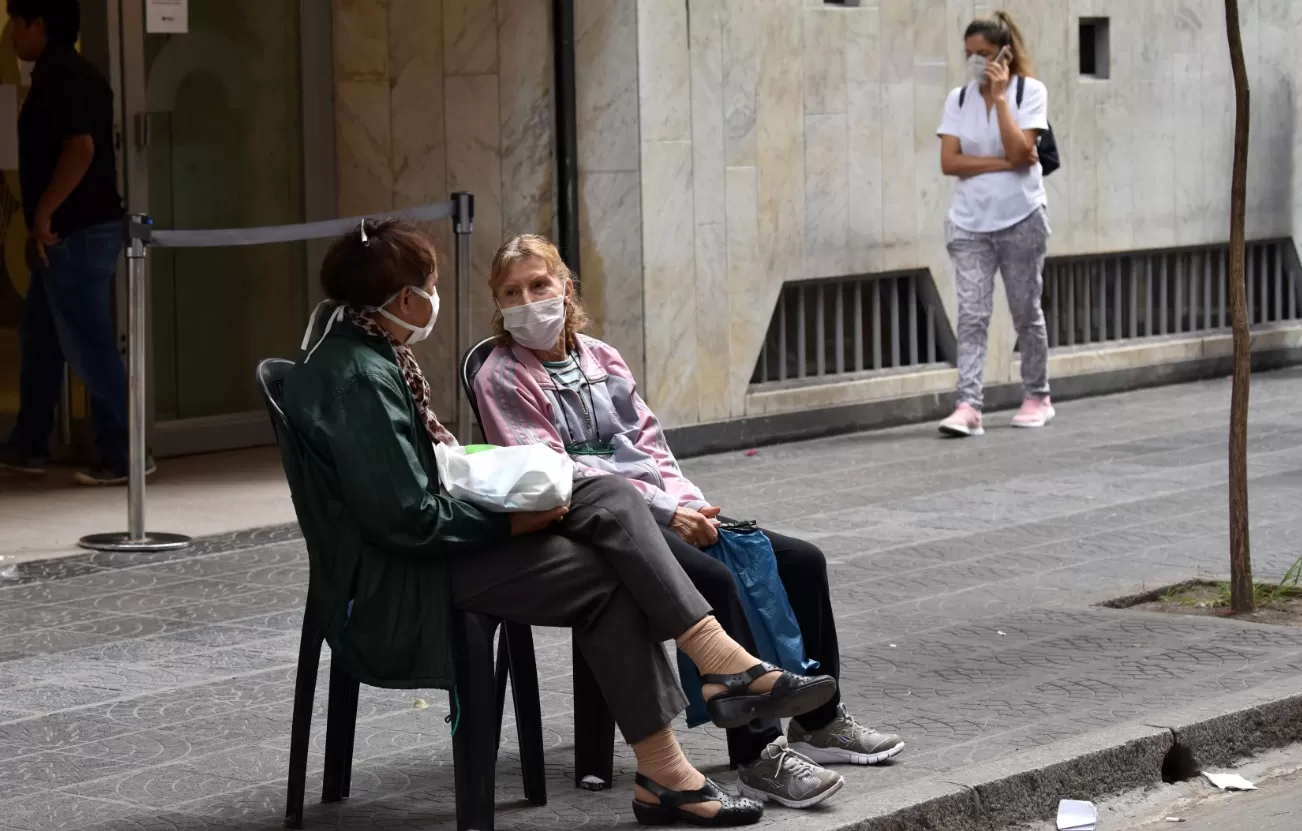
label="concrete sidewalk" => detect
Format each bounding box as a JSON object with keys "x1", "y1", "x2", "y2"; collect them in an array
[
  {"x1": 0, "y1": 447, "x2": 293, "y2": 565},
  {"x1": 6, "y1": 370, "x2": 1302, "y2": 829}
]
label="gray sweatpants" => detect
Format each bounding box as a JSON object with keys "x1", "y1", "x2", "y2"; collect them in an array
[
  {"x1": 450, "y1": 474, "x2": 711, "y2": 745},
  {"x1": 945, "y1": 207, "x2": 1051, "y2": 409}
]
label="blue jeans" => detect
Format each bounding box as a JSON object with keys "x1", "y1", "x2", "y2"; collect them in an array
[{"x1": 9, "y1": 221, "x2": 128, "y2": 466}]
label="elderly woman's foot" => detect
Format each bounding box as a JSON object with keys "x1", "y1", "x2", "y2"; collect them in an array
[
  {"x1": 677, "y1": 617, "x2": 837, "y2": 730},
  {"x1": 632, "y1": 728, "x2": 764, "y2": 826},
  {"x1": 633, "y1": 773, "x2": 764, "y2": 826},
  {"x1": 701, "y1": 662, "x2": 837, "y2": 729}
]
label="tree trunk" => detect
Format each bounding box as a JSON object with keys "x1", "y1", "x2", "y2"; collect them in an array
[{"x1": 1225, "y1": 0, "x2": 1253, "y2": 615}]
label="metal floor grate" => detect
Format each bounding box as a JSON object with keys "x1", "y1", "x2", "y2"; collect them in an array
[
  {"x1": 751, "y1": 272, "x2": 954, "y2": 385},
  {"x1": 1037, "y1": 239, "x2": 1300, "y2": 350}
]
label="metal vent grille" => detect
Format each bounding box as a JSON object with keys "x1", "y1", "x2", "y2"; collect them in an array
[
  {"x1": 751, "y1": 272, "x2": 954, "y2": 385},
  {"x1": 1036, "y1": 240, "x2": 1299, "y2": 350}
]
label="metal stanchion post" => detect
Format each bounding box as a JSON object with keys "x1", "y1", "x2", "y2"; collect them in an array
[
  {"x1": 452, "y1": 192, "x2": 476, "y2": 444},
  {"x1": 79, "y1": 214, "x2": 191, "y2": 553},
  {"x1": 58, "y1": 365, "x2": 72, "y2": 446}
]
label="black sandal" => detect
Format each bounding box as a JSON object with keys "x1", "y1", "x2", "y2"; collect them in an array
[
  {"x1": 632, "y1": 773, "x2": 763, "y2": 827},
  {"x1": 702, "y1": 662, "x2": 837, "y2": 730}
]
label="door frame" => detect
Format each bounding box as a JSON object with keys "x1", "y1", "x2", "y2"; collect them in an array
[{"x1": 113, "y1": 0, "x2": 335, "y2": 459}]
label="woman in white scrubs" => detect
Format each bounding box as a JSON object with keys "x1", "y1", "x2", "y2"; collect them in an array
[{"x1": 936, "y1": 11, "x2": 1052, "y2": 438}]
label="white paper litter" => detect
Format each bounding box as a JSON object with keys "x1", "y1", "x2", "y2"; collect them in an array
[
  {"x1": 1202, "y1": 771, "x2": 1257, "y2": 791},
  {"x1": 1056, "y1": 799, "x2": 1097, "y2": 831}
]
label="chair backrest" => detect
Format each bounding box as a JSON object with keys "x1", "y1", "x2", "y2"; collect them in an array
[
  {"x1": 254, "y1": 358, "x2": 315, "y2": 526},
  {"x1": 458, "y1": 336, "x2": 498, "y2": 429},
  {"x1": 255, "y1": 358, "x2": 295, "y2": 438}
]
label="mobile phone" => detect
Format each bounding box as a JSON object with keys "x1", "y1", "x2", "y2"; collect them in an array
[{"x1": 994, "y1": 46, "x2": 1012, "y2": 65}]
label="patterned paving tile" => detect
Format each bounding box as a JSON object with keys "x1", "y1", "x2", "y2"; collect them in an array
[{"x1": 7, "y1": 371, "x2": 1302, "y2": 828}]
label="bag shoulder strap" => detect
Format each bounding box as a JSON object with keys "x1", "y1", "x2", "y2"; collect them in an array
[{"x1": 961, "y1": 78, "x2": 1025, "y2": 109}]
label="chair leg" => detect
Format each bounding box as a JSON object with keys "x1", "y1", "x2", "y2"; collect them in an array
[
  {"x1": 339, "y1": 675, "x2": 360, "y2": 799},
  {"x1": 493, "y1": 628, "x2": 510, "y2": 751},
  {"x1": 571, "y1": 637, "x2": 615, "y2": 791},
  {"x1": 284, "y1": 616, "x2": 323, "y2": 829},
  {"x1": 321, "y1": 662, "x2": 356, "y2": 803},
  {"x1": 504, "y1": 623, "x2": 546, "y2": 806},
  {"x1": 453, "y1": 613, "x2": 500, "y2": 831}
]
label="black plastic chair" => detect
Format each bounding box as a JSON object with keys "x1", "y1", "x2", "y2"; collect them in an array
[
  {"x1": 256, "y1": 358, "x2": 545, "y2": 831},
  {"x1": 460, "y1": 338, "x2": 618, "y2": 790}
]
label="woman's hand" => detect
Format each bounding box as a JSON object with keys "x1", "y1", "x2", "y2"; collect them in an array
[
  {"x1": 985, "y1": 58, "x2": 1011, "y2": 97},
  {"x1": 510, "y1": 506, "x2": 569, "y2": 536},
  {"x1": 671, "y1": 506, "x2": 721, "y2": 548}
]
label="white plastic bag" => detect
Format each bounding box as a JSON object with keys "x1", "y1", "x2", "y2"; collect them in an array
[{"x1": 433, "y1": 443, "x2": 574, "y2": 512}]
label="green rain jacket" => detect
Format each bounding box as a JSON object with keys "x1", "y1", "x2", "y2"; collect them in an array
[{"x1": 282, "y1": 318, "x2": 511, "y2": 689}]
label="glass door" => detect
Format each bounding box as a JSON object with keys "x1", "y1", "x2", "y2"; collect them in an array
[{"x1": 117, "y1": 0, "x2": 330, "y2": 455}]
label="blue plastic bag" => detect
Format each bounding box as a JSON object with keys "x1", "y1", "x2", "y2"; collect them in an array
[{"x1": 677, "y1": 526, "x2": 818, "y2": 728}]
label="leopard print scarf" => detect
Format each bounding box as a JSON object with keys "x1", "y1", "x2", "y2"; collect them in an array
[{"x1": 345, "y1": 308, "x2": 458, "y2": 448}]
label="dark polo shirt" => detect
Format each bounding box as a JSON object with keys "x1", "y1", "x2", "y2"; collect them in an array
[{"x1": 18, "y1": 45, "x2": 123, "y2": 235}]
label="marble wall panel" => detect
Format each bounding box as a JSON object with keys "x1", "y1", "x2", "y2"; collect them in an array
[
  {"x1": 803, "y1": 7, "x2": 847, "y2": 115},
  {"x1": 690, "y1": 0, "x2": 727, "y2": 227},
  {"x1": 444, "y1": 0, "x2": 498, "y2": 75},
  {"x1": 637, "y1": 0, "x2": 692, "y2": 143},
  {"x1": 574, "y1": 0, "x2": 641, "y2": 173},
  {"x1": 499, "y1": 0, "x2": 556, "y2": 237},
  {"x1": 805, "y1": 113, "x2": 849, "y2": 278},
  {"x1": 579, "y1": 171, "x2": 645, "y2": 377},
  {"x1": 722, "y1": 0, "x2": 762, "y2": 168},
  {"x1": 640, "y1": 140, "x2": 698, "y2": 427},
  {"x1": 446, "y1": 74, "x2": 503, "y2": 344}
]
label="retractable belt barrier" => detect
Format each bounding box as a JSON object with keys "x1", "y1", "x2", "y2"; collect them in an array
[{"x1": 78, "y1": 193, "x2": 477, "y2": 553}]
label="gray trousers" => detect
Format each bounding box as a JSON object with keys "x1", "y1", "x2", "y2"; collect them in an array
[
  {"x1": 946, "y1": 207, "x2": 1051, "y2": 409},
  {"x1": 450, "y1": 474, "x2": 711, "y2": 745}
]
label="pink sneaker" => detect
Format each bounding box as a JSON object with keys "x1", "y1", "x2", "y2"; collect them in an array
[
  {"x1": 939, "y1": 403, "x2": 984, "y2": 437},
  {"x1": 1010, "y1": 397, "x2": 1055, "y2": 428}
]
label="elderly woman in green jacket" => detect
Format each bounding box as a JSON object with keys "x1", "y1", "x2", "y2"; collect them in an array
[{"x1": 282, "y1": 220, "x2": 837, "y2": 827}]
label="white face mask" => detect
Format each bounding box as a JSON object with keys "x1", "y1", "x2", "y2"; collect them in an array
[
  {"x1": 376, "y1": 286, "x2": 439, "y2": 345},
  {"x1": 966, "y1": 54, "x2": 988, "y2": 84},
  {"x1": 501, "y1": 295, "x2": 566, "y2": 351}
]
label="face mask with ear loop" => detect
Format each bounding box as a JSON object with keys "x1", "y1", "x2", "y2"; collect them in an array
[
  {"x1": 300, "y1": 285, "x2": 440, "y2": 362},
  {"x1": 501, "y1": 294, "x2": 567, "y2": 351}
]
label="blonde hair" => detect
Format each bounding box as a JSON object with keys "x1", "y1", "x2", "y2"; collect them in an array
[
  {"x1": 489, "y1": 234, "x2": 590, "y2": 350},
  {"x1": 966, "y1": 10, "x2": 1035, "y2": 79}
]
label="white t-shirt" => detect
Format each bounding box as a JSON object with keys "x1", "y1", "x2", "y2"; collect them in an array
[{"x1": 936, "y1": 77, "x2": 1049, "y2": 234}]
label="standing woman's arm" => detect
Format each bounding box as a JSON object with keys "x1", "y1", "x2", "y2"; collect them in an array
[
  {"x1": 987, "y1": 60, "x2": 1039, "y2": 166},
  {"x1": 940, "y1": 136, "x2": 1016, "y2": 178},
  {"x1": 937, "y1": 87, "x2": 1016, "y2": 178}
]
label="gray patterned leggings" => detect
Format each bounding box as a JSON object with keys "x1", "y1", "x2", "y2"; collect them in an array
[{"x1": 946, "y1": 208, "x2": 1051, "y2": 409}]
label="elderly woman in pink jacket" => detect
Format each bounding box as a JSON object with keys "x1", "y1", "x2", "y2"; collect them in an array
[{"x1": 474, "y1": 234, "x2": 906, "y2": 810}]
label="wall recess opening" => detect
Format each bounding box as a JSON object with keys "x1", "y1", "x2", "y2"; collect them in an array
[{"x1": 1080, "y1": 18, "x2": 1111, "y2": 78}]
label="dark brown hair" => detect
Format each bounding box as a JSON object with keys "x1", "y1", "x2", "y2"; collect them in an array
[
  {"x1": 965, "y1": 10, "x2": 1035, "y2": 79},
  {"x1": 319, "y1": 219, "x2": 438, "y2": 309}
]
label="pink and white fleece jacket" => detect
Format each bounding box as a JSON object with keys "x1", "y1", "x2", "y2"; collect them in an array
[{"x1": 473, "y1": 334, "x2": 710, "y2": 525}]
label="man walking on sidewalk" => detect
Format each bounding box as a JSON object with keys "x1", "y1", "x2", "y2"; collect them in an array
[{"x1": 1, "y1": 0, "x2": 151, "y2": 485}]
